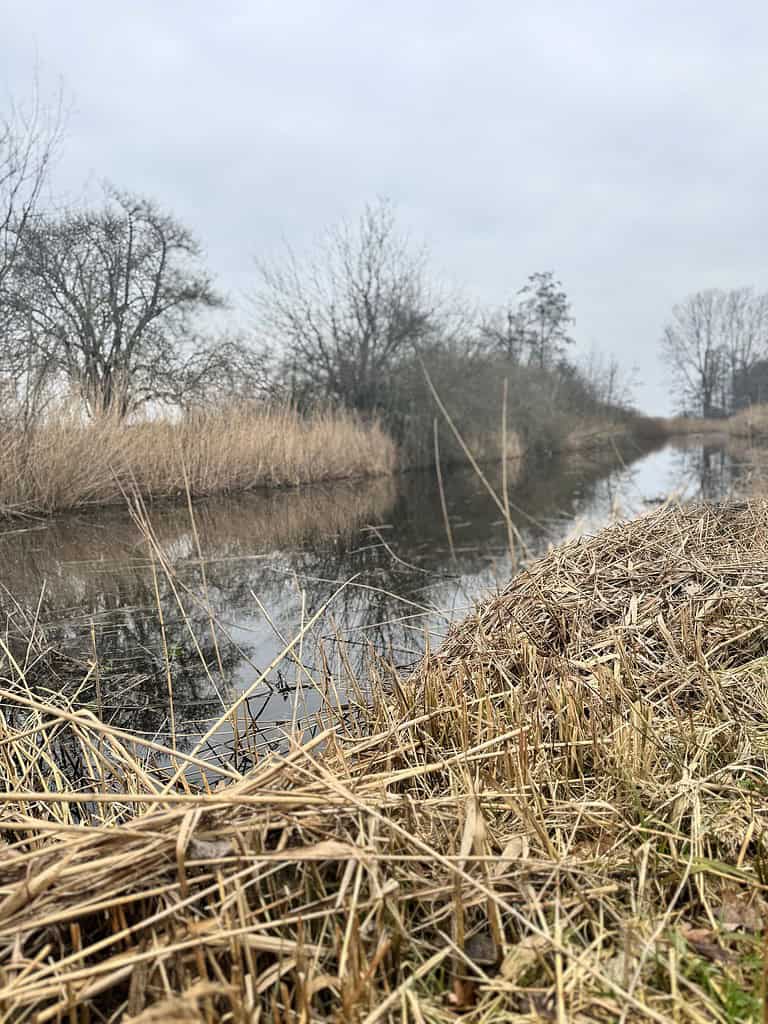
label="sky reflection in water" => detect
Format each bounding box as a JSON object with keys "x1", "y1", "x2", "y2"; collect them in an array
[{"x1": 0, "y1": 435, "x2": 745, "y2": 764}]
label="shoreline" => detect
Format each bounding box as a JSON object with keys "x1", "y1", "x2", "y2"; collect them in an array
[{"x1": 0, "y1": 407, "x2": 678, "y2": 521}]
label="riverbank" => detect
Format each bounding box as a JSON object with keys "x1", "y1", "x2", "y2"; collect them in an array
[
  {"x1": 647, "y1": 407, "x2": 768, "y2": 441},
  {"x1": 729, "y1": 403, "x2": 768, "y2": 440},
  {"x1": 2, "y1": 501, "x2": 766, "y2": 1021},
  {"x1": 0, "y1": 401, "x2": 679, "y2": 519},
  {"x1": 559, "y1": 411, "x2": 670, "y2": 452},
  {"x1": 0, "y1": 403, "x2": 397, "y2": 517}
]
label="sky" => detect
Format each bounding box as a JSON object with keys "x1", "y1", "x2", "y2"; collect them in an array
[{"x1": 3, "y1": 0, "x2": 767, "y2": 414}]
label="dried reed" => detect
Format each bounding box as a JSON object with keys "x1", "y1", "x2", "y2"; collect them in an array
[
  {"x1": 729, "y1": 404, "x2": 768, "y2": 441},
  {"x1": 656, "y1": 416, "x2": 729, "y2": 436},
  {"x1": 1, "y1": 502, "x2": 768, "y2": 1021},
  {"x1": 0, "y1": 403, "x2": 397, "y2": 518}
]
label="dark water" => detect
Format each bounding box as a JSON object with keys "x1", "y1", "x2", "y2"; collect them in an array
[{"x1": 0, "y1": 434, "x2": 746, "y2": 767}]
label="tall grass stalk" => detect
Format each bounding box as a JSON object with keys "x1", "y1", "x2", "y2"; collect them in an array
[{"x1": 0, "y1": 402, "x2": 397, "y2": 517}]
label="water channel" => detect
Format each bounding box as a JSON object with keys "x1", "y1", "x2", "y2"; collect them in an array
[{"x1": 0, "y1": 434, "x2": 749, "y2": 770}]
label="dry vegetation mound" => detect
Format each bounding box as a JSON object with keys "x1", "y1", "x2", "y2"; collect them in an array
[
  {"x1": 432, "y1": 500, "x2": 768, "y2": 713},
  {"x1": 2, "y1": 503, "x2": 768, "y2": 1021}
]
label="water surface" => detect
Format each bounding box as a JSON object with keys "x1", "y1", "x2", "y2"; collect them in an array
[{"x1": 0, "y1": 434, "x2": 747, "y2": 765}]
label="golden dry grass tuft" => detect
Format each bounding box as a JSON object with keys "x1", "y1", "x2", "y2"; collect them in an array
[
  {"x1": 559, "y1": 415, "x2": 674, "y2": 454},
  {"x1": 729, "y1": 404, "x2": 768, "y2": 440},
  {"x1": 654, "y1": 416, "x2": 729, "y2": 437},
  {"x1": 2, "y1": 502, "x2": 768, "y2": 1021},
  {"x1": 0, "y1": 403, "x2": 397, "y2": 517}
]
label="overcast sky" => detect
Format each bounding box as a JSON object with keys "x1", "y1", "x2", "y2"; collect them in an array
[{"x1": 3, "y1": 0, "x2": 767, "y2": 413}]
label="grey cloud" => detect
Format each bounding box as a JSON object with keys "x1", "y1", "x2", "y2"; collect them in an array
[{"x1": 4, "y1": 0, "x2": 768, "y2": 412}]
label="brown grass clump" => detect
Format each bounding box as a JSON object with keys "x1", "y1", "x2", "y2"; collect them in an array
[
  {"x1": 561, "y1": 416, "x2": 664, "y2": 451},
  {"x1": 729, "y1": 404, "x2": 768, "y2": 440},
  {"x1": 654, "y1": 416, "x2": 729, "y2": 436},
  {"x1": 657, "y1": 406, "x2": 768, "y2": 442},
  {"x1": 0, "y1": 403, "x2": 397, "y2": 517},
  {"x1": 2, "y1": 502, "x2": 768, "y2": 1021}
]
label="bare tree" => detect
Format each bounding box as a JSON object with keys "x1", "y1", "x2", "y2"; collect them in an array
[
  {"x1": 661, "y1": 289, "x2": 768, "y2": 416},
  {"x1": 579, "y1": 347, "x2": 638, "y2": 410},
  {"x1": 481, "y1": 272, "x2": 574, "y2": 370},
  {"x1": 516, "y1": 271, "x2": 574, "y2": 369},
  {"x1": 252, "y1": 199, "x2": 438, "y2": 411},
  {"x1": 166, "y1": 332, "x2": 271, "y2": 410},
  {"x1": 0, "y1": 82, "x2": 63, "y2": 426},
  {"x1": 0, "y1": 83, "x2": 62, "y2": 297},
  {"x1": 478, "y1": 306, "x2": 526, "y2": 362},
  {"x1": 661, "y1": 291, "x2": 726, "y2": 417},
  {"x1": 718, "y1": 288, "x2": 768, "y2": 411},
  {"x1": 6, "y1": 185, "x2": 227, "y2": 415}
]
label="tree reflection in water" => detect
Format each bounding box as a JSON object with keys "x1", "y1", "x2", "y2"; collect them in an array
[{"x1": 2, "y1": 434, "x2": 751, "y2": 771}]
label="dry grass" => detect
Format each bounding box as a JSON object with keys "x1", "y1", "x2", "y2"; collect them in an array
[
  {"x1": 460, "y1": 427, "x2": 525, "y2": 463},
  {"x1": 729, "y1": 405, "x2": 768, "y2": 440},
  {"x1": 656, "y1": 407, "x2": 768, "y2": 441},
  {"x1": 654, "y1": 416, "x2": 729, "y2": 437},
  {"x1": 0, "y1": 403, "x2": 397, "y2": 517},
  {"x1": 2, "y1": 502, "x2": 768, "y2": 1021},
  {"x1": 557, "y1": 415, "x2": 676, "y2": 454}
]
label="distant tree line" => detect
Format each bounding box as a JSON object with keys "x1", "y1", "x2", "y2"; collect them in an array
[
  {"x1": 661, "y1": 288, "x2": 768, "y2": 418},
  {"x1": 0, "y1": 84, "x2": 639, "y2": 462},
  {"x1": 252, "y1": 198, "x2": 642, "y2": 462}
]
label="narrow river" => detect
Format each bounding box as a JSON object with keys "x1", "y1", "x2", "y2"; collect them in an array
[{"x1": 0, "y1": 433, "x2": 746, "y2": 767}]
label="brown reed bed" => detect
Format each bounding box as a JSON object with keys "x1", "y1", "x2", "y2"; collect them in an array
[
  {"x1": 2, "y1": 501, "x2": 768, "y2": 1021},
  {"x1": 729, "y1": 405, "x2": 768, "y2": 441},
  {"x1": 656, "y1": 416, "x2": 729, "y2": 437},
  {"x1": 0, "y1": 402, "x2": 397, "y2": 518},
  {"x1": 561, "y1": 416, "x2": 666, "y2": 452}
]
